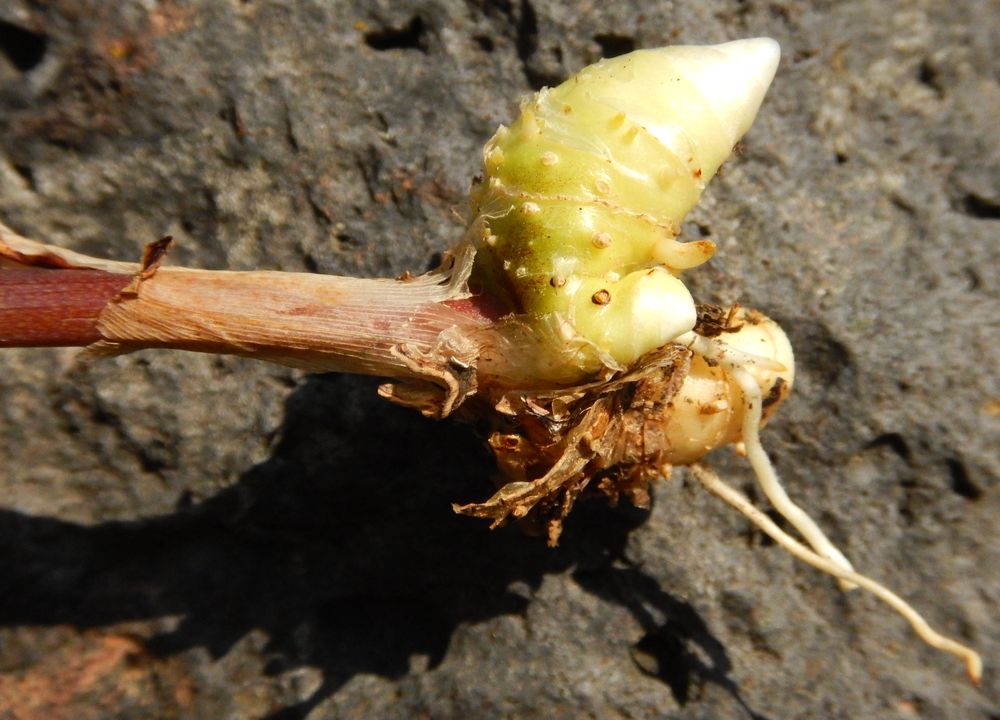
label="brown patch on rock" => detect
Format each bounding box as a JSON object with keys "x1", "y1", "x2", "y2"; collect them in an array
[{"x1": 0, "y1": 627, "x2": 195, "y2": 720}]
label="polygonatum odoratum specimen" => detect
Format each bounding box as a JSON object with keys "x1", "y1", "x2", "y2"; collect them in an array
[{"x1": 0, "y1": 39, "x2": 982, "y2": 683}]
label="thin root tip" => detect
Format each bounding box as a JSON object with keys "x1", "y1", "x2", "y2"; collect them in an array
[{"x1": 967, "y1": 653, "x2": 983, "y2": 686}]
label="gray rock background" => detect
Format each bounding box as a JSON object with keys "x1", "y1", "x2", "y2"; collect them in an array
[{"x1": 0, "y1": 0, "x2": 997, "y2": 718}]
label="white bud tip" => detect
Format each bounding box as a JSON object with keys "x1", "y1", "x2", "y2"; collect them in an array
[
  {"x1": 675, "y1": 38, "x2": 781, "y2": 144},
  {"x1": 576, "y1": 38, "x2": 782, "y2": 178}
]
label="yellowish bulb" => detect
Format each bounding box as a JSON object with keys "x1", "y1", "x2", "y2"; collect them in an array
[{"x1": 661, "y1": 309, "x2": 793, "y2": 465}]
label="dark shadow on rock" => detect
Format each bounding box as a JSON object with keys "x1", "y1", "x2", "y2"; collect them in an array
[
  {"x1": 0, "y1": 373, "x2": 765, "y2": 719},
  {"x1": 573, "y1": 565, "x2": 771, "y2": 720}
]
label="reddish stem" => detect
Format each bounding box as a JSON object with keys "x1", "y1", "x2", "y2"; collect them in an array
[
  {"x1": 442, "y1": 293, "x2": 511, "y2": 323},
  {"x1": 0, "y1": 268, "x2": 132, "y2": 347}
]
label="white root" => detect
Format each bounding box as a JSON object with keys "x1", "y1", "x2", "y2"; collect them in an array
[
  {"x1": 680, "y1": 331, "x2": 858, "y2": 589},
  {"x1": 675, "y1": 330, "x2": 787, "y2": 373},
  {"x1": 731, "y1": 364, "x2": 858, "y2": 590},
  {"x1": 688, "y1": 462, "x2": 983, "y2": 684}
]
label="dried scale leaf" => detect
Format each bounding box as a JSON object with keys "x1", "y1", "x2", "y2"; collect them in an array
[{"x1": 455, "y1": 344, "x2": 692, "y2": 544}]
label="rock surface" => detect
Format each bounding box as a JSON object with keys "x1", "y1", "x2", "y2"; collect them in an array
[{"x1": 0, "y1": 1, "x2": 997, "y2": 718}]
